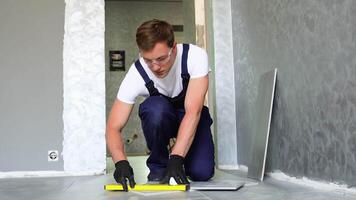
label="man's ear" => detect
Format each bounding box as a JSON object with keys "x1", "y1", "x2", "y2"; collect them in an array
[{"x1": 172, "y1": 42, "x2": 177, "y2": 53}]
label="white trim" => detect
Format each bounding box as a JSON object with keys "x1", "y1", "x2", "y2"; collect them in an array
[
  {"x1": 237, "y1": 164, "x2": 248, "y2": 172},
  {"x1": 218, "y1": 165, "x2": 239, "y2": 170},
  {"x1": 218, "y1": 164, "x2": 248, "y2": 172},
  {"x1": 0, "y1": 171, "x2": 105, "y2": 179}
]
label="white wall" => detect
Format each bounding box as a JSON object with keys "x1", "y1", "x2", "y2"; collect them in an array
[
  {"x1": 62, "y1": 0, "x2": 106, "y2": 172},
  {"x1": 211, "y1": 0, "x2": 238, "y2": 169}
]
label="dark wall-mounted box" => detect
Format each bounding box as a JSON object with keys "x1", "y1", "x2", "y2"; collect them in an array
[{"x1": 109, "y1": 50, "x2": 125, "y2": 71}]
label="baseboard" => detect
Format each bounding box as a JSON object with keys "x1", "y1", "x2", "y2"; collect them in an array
[
  {"x1": 217, "y1": 165, "x2": 240, "y2": 170},
  {"x1": 0, "y1": 170, "x2": 106, "y2": 179}
]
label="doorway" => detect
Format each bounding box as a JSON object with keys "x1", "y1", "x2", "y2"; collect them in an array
[{"x1": 104, "y1": 0, "x2": 212, "y2": 173}]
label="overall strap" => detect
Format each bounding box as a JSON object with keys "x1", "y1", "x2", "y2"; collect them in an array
[
  {"x1": 167, "y1": 43, "x2": 191, "y2": 109},
  {"x1": 181, "y1": 43, "x2": 190, "y2": 91},
  {"x1": 134, "y1": 60, "x2": 159, "y2": 96}
]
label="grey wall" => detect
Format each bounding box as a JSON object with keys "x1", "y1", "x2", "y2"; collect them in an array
[
  {"x1": 182, "y1": 0, "x2": 196, "y2": 44},
  {"x1": 105, "y1": 0, "x2": 184, "y2": 154},
  {"x1": 0, "y1": 0, "x2": 64, "y2": 171},
  {"x1": 231, "y1": 0, "x2": 356, "y2": 186}
]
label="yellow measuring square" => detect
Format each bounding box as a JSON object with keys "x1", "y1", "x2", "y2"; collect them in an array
[{"x1": 104, "y1": 184, "x2": 188, "y2": 191}]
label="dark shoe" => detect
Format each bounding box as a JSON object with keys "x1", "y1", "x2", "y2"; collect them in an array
[{"x1": 147, "y1": 171, "x2": 165, "y2": 183}]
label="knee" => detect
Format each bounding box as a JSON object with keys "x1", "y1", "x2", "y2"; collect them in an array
[{"x1": 187, "y1": 165, "x2": 214, "y2": 181}]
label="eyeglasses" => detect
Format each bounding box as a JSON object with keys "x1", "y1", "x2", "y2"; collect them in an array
[{"x1": 141, "y1": 48, "x2": 172, "y2": 66}]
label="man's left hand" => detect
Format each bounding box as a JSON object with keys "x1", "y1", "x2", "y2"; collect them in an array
[{"x1": 160, "y1": 155, "x2": 189, "y2": 185}]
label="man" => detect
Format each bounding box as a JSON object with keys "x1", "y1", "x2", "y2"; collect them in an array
[{"x1": 106, "y1": 19, "x2": 215, "y2": 191}]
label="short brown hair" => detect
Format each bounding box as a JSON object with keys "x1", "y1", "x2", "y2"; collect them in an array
[{"x1": 136, "y1": 19, "x2": 175, "y2": 51}]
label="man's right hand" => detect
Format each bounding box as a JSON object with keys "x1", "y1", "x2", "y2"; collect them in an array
[
  {"x1": 114, "y1": 160, "x2": 136, "y2": 191},
  {"x1": 160, "y1": 155, "x2": 189, "y2": 185}
]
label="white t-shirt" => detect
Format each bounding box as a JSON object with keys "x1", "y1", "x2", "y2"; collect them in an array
[{"x1": 117, "y1": 44, "x2": 209, "y2": 104}]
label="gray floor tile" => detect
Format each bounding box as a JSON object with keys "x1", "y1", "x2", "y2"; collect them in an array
[{"x1": 0, "y1": 156, "x2": 355, "y2": 200}]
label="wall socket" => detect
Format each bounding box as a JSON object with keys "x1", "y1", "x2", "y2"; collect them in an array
[{"x1": 48, "y1": 150, "x2": 59, "y2": 161}]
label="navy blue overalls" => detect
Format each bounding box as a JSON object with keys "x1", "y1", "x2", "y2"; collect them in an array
[{"x1": 136, "y1": 44, "x2": 215, "y2": 181}]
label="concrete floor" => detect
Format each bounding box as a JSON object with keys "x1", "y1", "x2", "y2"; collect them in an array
[{"x1": 0, "y1": 156, "x2": 355, "y2": 200}]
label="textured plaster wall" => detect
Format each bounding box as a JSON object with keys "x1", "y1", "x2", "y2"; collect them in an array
[
  {"x1": 211, "y1": 0, "x2": 238, "y2": 168},
  {"x1": 105, "y1": 1, "x2": 183, "y2": 154},
  {"x1": 231, "y1": 0, "x2": 356, "y2": 186},
  {"x1": 63, "y1": 0, "x2": 106, "y2": 172}
]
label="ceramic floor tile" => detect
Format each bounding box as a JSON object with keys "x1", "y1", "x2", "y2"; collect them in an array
[{"x1": 0, "y1": 156, "x2": 355, "y2": 200}]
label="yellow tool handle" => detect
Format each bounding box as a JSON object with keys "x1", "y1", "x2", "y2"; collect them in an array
[{"x1": 104, "y1": 184, "x2": 188, "y2": 191}]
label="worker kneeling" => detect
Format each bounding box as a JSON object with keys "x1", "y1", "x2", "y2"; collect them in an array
[{"x1": 106, "y1": 19, "x2": 215, "y2": 192}]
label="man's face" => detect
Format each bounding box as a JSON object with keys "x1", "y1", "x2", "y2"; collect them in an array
[{"x1": 140, "y1": 42, "x2": 176, "y2": 78}]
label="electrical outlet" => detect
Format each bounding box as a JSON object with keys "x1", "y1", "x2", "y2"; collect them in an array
[{"x1": 48, "y1": 150, "x2": 59, "y2": 161}]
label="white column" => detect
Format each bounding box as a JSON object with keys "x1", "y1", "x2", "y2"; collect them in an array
[
  {"x1": 62, "y1": 0, "x2": 106, "y2": 172},
  {"x1": 212, "y1": 0, "x2": 238, "y2": 169}
]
